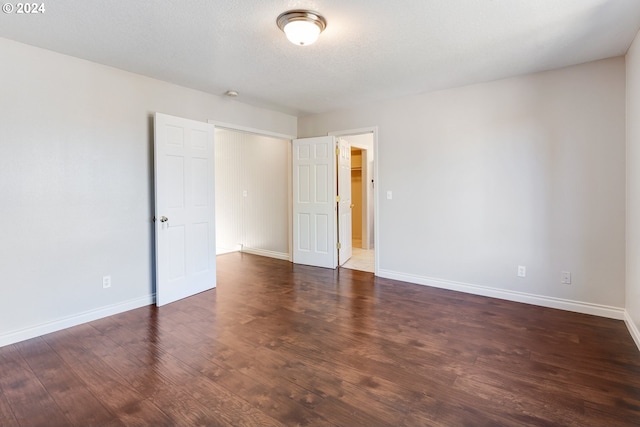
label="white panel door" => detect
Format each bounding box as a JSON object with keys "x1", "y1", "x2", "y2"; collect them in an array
[
  {"x1": 292, "y1": 136, "x2": 337, "y2": 268},
  {"x1": 337, "y1": 138, "x2": 353, "y2": 265},
  {"x1": 154, "y1": 113, "x2": 216, "y2": 306}
]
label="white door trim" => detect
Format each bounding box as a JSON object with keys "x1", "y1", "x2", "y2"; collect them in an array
[{"x1": 207, "y1": 120, "x2": 295, "y2": 141}]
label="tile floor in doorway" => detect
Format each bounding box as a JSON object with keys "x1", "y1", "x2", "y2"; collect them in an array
[{"x1": 342, "y1": 247, "x2": 374, "y2": 272}]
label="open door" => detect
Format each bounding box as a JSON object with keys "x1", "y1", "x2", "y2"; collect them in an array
[
  {"x1": 337, "y1": 138, "x2": 353, "y2": 265},
  {"x1": 292, "y1": 136, "x2": 337, "y2": 268},
  {"x1": 154, "y1": 113, "x2": 216, "y2": 306}
]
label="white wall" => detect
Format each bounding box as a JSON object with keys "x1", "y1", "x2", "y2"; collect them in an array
[
  {"x1": 626, "y1": 31, "x2": 640, "y2": 346},
  {"x1": 215, "y1": 128, "x2": 290, "y2": 258},
  {"x1": 0, "y1": 38, "x2": 296, "y2": 345},
  {"x1": 300, "y1": 57, "x2": 626, "y2": 318}
]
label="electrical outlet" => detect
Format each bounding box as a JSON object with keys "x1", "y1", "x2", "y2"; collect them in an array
[
  {"x1": 102, "y1": 275, "x2": 111, "y2": 289},
  {"x1": 517, "y1": 266, "x2": 526, "y2": 277},
  {"x1": 561, "y1": 271, "x2": 571, "y2": 284}
]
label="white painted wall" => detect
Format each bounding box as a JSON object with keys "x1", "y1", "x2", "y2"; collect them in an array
[
  {"x1": 0, "y1": 38, "x2": 296, "y2": 345},
  {"x1": 300, "y1": 57, "x2": 626, "y2": 317},
  {"x1": 214, "y1": 128, "x2": 290, "y2": 258},
  {"x1": 215, "y1": 129, "x2": 244, "y2": 254},
  {"x1": 626, "y1": 31, "x2": 640, "y2": 346}
]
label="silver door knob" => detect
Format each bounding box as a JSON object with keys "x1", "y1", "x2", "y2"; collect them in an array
[{"x1": 160, "y1": 216, "x2": 168, "y2": 223}]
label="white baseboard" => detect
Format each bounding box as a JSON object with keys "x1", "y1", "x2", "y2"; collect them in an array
[
  {"x1": 377, "y1": 269, "x2": 625, "y2": 320},
  {"x1": 216, "y1": 247, "x2": 240, "y2": 255},
  {"x1": 0, "y1": 294, "x2": 155, "y2": 348},
  {"x1": 624, "y1": 311, "x2": 640, "y2": 351},
  {"x1": 241, "y1": 247, "x2": 290, "y2": 261}
]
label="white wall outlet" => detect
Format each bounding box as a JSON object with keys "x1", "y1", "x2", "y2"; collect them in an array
[
  {"x1": 517, "y1": 265, "x2": 526, "y2": 277},
  {"x1": 102, "y1": 275, "x2": 111, "y2": 289},
  {"x1": 386, "y1": 190, "x2": 393, "y2": 200},
  {"x1": 561, "y1": 271, "x2": 572, "y2": 284},
  {"x1": 242, "y1": 190, "x2": 248, "y2": 197}
]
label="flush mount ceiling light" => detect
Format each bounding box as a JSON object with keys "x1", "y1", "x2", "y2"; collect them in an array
[{"x1": 276, "y1": 9, "x2": 327, "y2": 46}]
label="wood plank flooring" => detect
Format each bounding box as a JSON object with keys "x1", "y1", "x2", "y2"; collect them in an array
[{"x1": 1, "y1": 252, "x2": 640, "y2": 426}]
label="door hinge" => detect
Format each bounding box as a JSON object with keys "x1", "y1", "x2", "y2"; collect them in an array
[
  {"x1": 337, "y1": 242, "x2": 342, "y2": 249},
  {"x1": 336, "y1": 146, "x2": 340, "y2": 156}
]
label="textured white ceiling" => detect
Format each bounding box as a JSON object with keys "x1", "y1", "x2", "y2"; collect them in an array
[{"x1": 1, "y1": 0, "x2": 640, "y2": 116}]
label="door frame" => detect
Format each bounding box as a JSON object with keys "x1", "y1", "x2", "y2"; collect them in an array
[
  {"x1": 208, "y1": 120, "x2": 296, "y2": 261},
  {"x1": 329, "y1": 127, "x2": 379, "y2": 276}
]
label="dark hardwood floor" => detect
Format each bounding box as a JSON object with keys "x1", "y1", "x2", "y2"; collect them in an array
[{"x1": 1, "y1": 252, "x2": 640, "y2": 426}]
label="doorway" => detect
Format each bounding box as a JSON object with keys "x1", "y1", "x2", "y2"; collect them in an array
[
  {"x1": 333, "y1": 131, "x2": 375, "y2": 273},
  {"x1": 209, "y1": 122, "x2": 295, "y2": 261},
  {"x1": 290, "y1": 128, "x2": 378, "y2": 274}
]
